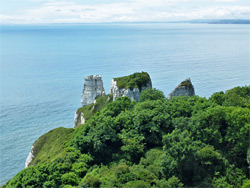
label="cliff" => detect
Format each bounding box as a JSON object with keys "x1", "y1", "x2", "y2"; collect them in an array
[
  {"x1": 74, "y1": 95, "x2": 112, "y2": 128},
  {"x1": 74, "y1": 75, "x2": 106, "y2": 128},
  {"x1": 74, "y1": 72, "x2": 152, "y2": 128},
  {"x1": 73, "y1": 112, "x2": 85, "y2": 128},
  {"x1": 24, "y1": 127, "x2": 74, "y2": 168},
  {"x1": 81, "y1": 75, "x2": 105, "y2": 106},
  {"x1": 110, "y1": 72, "x2": 152, "y2": 101},
  {"x1": 168, "y1": 78, "x2": 195, "y2": 99},
  {"x1": 25, "y1": 146, "x2": 34, "y2": 168}
]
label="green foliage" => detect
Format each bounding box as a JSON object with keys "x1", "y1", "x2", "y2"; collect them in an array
[
  {"x1": 209, "y1": 91, "x2": 225, "y2": 105},
  {"x1": 76, "y1": 95, "x2": 113, "y2": 125},
  {"x1": 80, "y1": 163, "x2": 159, "y2": 187},
  {"x1": 188, "y1": 105, "x2": 227, "y2": 149},
  {"x1": 30, "y1": 127, "x2": 74, "y2": 166},
  {"x1": 212, "y1": 176, "x2": 234, "y2": 188},
  {"x1": 131, "y1": 100, "x2": 171, "y2": 146},
  {"x1": 123, "y1": 180, "x2": 151, "y2": 188},
  {"x1": 247, "y1": 148, "x2": 250, "y2": 169},
  {"x1": 81, "y1": 173, "x2": 101, "y2": 188},
  {"x1": 161, "y1": 130, "x2": 225, "y2": 186},
  {"x1": 224, "y1": 107, "x2": 250, "y2": 171},
  {"x1": 140, "y1": 148, "x2": 164, "y2": 177},
  {"x1": 6, "y1": 149, "x2": 92, "y2": 188},
  {"x1": 242, "y1": 179, "x2": 250, "y2": 188},
  {"x1": 119, "y1": 129, "x2": 145, "y2": 162},
  {"x1": 210, "y1": 85, "x2": 250, "y2": 108},
  {"x1": 156, "y1": 176, "x2": 184, "y2": 188},
  {"x1": 61, "y1": 172, "x2": 79, "y2": 186},
  {"x1": 114, "y1": 72, "x2": 151, "y2": 91},
  {"x1": 212, "y1": 165, "x2": 247, "y2": 188},
  {"x1": 6, "y1": 85, "x2": 250, "y2": 188},
  {"x1": 187, "y1": 105, "x2": 250, "y2": 172},
  {"x1": 102, "y1": 96, "x2": 136, "y2": 118},
  {"x1": 139, "y1": 88, "x2": 165, "y2": 102},
  {"x1": 165, "y1": 95, "x2": 213, "y2": 118}
]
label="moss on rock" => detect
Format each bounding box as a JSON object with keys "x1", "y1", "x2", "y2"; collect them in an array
[
  {"x1": 179, "y1": 81, "x2": 192, "y2": 88},
  {"x1": 114, "y1": 72, "x2": 151, "y2": 91}
]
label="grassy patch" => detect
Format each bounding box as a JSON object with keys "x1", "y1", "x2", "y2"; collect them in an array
[
  {"x1": 76, "y1": 95, "x2": 113, "y2": 122},
  {"x1": 30, "y1": 127, "x2": 74, "y2": 166},
  {"x1": 114, "y1": 72, "x2": 151, "y2": 91}
]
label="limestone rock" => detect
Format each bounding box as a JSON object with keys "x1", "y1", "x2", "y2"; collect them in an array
[
  {"x1": 25, "y1": 145, "x2": 34, "y2": 168},
  {"x1": 73, "y1": 111, "x2": 85, "y2": 128},
  {"x1": 168, "y1": 78, "x2": 195, "y2": 99},
  {"x1": 109, "y1": 79, "x2": 152, "y2": 102},
  {"x1": 81, "y1": 75, "x2": 105, "y2": 106}
]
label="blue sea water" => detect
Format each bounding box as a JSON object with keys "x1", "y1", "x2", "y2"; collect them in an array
[{"x1": 0, "y1": 23, "x2": 249, "y2": 185}]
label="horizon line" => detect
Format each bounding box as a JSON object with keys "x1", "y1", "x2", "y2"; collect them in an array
[{"x1": 1, "y1": 19, "x2": 250, "y2": 26}]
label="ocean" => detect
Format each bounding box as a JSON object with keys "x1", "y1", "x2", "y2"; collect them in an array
[{"x1": 0, "y1": 23, "x2": 249, "y2": 185}]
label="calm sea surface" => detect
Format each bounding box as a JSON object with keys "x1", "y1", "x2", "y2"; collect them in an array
[{"x1": 0, "y1": 23, "x2": 249, "y2": 185}]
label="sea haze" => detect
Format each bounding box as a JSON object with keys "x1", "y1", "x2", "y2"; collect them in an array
[{"x1": 0, "y1": 23, "x2": 249, "y2": 185}]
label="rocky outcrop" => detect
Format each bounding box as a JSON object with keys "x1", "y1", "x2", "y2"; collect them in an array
[
  {"x1": 81, "y1": 75, "x2": 105, "y2": 106},
  {"x1": 73, "y1": 112, "x2": 85, "y2": 128},
  {"x1": 25, "y1": 145, "x2": 34, "y2": 168},
  {"x1": 109, "y1": 79, "x2": 152, "y2": 101},
  {"x1": 168, "y1": 78, "x2": 195, "y2": 99},
  {"x1": 75, "y1": 73, "x2": 152, "y2": 128}
]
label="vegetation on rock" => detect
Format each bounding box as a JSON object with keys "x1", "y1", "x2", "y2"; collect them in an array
[
  {"x1": 4, "y1": 85, "x2": 250, "y2": 188},
  {"x1": 179, "y1": 80, "x2": 192, "y2": 88},
  {"x1": 114, "y1": 72, "x2": 151, "y2": 91},
  {"x1": 76, "y1": 95, "x2": 113, "y2": 123}
]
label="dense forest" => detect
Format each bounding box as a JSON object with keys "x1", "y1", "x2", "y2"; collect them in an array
[{"x1": 3, "y1": 85, "x2": 250, "y2": 188}]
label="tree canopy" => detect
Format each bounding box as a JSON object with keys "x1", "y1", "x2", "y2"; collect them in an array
[{"x1": 4, "y1": 86, "x2": 250, "y2": 188}]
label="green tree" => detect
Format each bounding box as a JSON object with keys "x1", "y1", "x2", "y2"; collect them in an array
[
  {"x1": 188, "y1": 106, "x2": 227, "y2": 149},
  {"x1": 123, "y1": 180, "x2": 151, "y2": 188},
  {"x1": 223, "y1": 86, "x2": 250, "y2": 108},
  {"x1": 132, "y1": 100, "x2": 171, "y2": 146},
  {"x1": 210, "y1": 91, "x2": 225, "y2": 106},
  {"x1": 61, "y1": 172, "x2": 79, "y2": 186},
  {"x1": 156, "y1": 176, "x2": 184, "y2": 188},
  {"x1": 224, "y1": 107, "x2": 250, "y2": 171},
  {"x1": 139, "y1": 88, "x2": 165, "y2": 102},
  {"x1": 161, "y1": 130, "x2": 225, "y2": 186},
  {"x1": 119, "y1": 129, "x2": 145, "y2": 162}
]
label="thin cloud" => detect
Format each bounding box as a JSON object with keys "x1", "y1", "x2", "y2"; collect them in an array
[{"x1": 0, "y1": 0, "x2": 249, "y2": 24}]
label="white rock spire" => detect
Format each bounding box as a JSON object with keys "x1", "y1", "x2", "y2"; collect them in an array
[
  {"x1": 168, "y1": 78, "x2": 195, "y2": 99},
  {"x1": 81, "y1": 75, "x2": 105, "y2": 106}
]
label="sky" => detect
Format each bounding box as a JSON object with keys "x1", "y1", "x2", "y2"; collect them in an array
[{"x1": 0, "y1": 0, "x2": 249, "y2": 24}]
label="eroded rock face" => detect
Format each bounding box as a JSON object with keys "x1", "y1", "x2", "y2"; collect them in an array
[
  {"x1": 73, "y1": 112, "x2": 85, "y2": 128},
  {"x1": 81, "y1": 75, "x2": 105, "y2": 106},
  {"x1": 25, "y1": 145, "x2": 34, "y2": 168},
  {"x1": 109, "y1": 79, "x2": 152, "y2": 101},
  {"x1": 168, "y1": 78, "x2": 195, "y2": 99}
]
